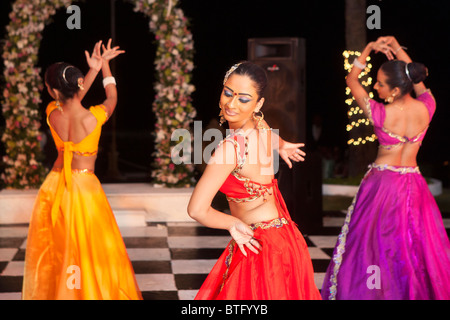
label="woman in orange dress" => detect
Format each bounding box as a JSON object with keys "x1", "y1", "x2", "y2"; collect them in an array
[
  {"x1": 22, "y1": 40, "x2": 142, "y2": 300},
  {"x1": 188, "y1": 61, "x2": 321, "y2": 300}
]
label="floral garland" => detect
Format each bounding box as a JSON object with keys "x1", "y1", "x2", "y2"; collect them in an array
[
  {"x1": 1, "y1": 0, "x2": 196, "y2": 189},
  {"x1": 133, "y1": 0, "x2": 196, "y2": 187}
]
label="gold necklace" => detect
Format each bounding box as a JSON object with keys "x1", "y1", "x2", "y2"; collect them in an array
[{"x1": 392, "y1": 103, "x2": 404, "y2": 111}]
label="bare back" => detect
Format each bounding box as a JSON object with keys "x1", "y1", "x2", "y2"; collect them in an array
[
  {"x1": 375, "y1": 95, "x2": 432, "y2": 167},
  {"x1": 48, "y1": 101, "x2": 101, "y2": 171}
]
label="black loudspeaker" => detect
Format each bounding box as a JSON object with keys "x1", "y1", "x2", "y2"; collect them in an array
[
  {"x1": 248, "y1": 37, "x2": 322, "y2": 234},
  {"x1": 248, "y1": 38, "x2": 306, "y2": 142}
]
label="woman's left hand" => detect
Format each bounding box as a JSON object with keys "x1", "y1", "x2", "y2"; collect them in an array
[
  {"x1": 85, "y1": 40, "x2": 103, "y2": 72},
  {"x1": 279, "y1": 141, "x2": 306, "y2": 169},
  {"x1": 101, "y1": 38, "x2": 125, "y2": 62}
]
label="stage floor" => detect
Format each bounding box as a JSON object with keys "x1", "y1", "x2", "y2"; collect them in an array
[{"x1": 1, "y1": 212, "x2": 449, "y2": 300}]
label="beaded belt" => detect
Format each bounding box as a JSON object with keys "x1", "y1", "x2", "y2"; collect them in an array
[
  {"x1": 369, "y1": 163, "x2": 420, "y2": 174},
  {"x1": 249, "y1": 218, "x2": 289, "y2": 230},
  {"x1": 52, "y1": 167, "x2": 95, "y2": 175}
]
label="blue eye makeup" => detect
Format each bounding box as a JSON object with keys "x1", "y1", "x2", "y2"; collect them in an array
[
  {"x1": 239, "y1": 98, "x2": 250, "y2": 103},
  {"x1": 223, "y1": 89, "x2": 251, "y2": 103}
]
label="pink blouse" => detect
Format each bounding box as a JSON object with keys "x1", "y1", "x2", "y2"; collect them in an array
[{"x1": 366, "y1": 90, "x2": 436, "y2": 149}]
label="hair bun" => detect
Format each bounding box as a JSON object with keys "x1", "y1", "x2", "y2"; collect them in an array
[
  {"x1": 62, "y1": 65, "x2": 84, "y2": 89},
  {"x1": 45, "y1": 62, "x2": 84, "y2": 100},
  {"x1": 408, "y1": 62, "x2": 428, "y2": 84}
]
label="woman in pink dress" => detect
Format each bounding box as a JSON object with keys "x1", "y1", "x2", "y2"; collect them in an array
[{"x1": 321, "y1": 36, "x2": 450, "y2": 300}]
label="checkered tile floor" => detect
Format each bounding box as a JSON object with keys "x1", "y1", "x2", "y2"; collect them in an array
[{"x1": 1, "y1": 213, "x2": 449, "y2": 300}]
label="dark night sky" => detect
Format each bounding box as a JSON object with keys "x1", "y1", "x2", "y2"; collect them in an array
[{"x1": 1, "y1": 0, "x2": 449, "y2": 183}]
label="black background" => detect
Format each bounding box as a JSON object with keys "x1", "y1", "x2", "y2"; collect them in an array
[{"x1": 1, "y1": 0, "x2": 449, "y2": 184}]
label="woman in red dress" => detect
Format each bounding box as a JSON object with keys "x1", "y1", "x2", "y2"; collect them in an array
[{"x1": 188, "y1": 61, "x2": 321, "y2": 300}]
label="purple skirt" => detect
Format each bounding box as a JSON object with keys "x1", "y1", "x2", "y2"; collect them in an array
[{"x1": 321, "y1": 164, "x2": 450, "y2": 300}]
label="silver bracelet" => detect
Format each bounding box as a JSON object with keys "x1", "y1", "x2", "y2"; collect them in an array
[
  {"x1": 353, "y1": 58, "x2": 366, "y2": 70},
  {"x1": 102, "y1": 76, "x2": 116, "y2": 88},
  {"x1": 394, "y1": 46, "x2": 408, "y2": 54}
]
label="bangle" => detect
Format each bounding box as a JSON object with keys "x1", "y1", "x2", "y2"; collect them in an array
[
  {"x1": 352, "y1": 58, "x2": 366, "y2": 70},
  {"x1": 102, "y1": 76, "x2": 116, "y2": 88},
  {"x1": 394, "y1": 46, "x2": 408, "y2": 54}
]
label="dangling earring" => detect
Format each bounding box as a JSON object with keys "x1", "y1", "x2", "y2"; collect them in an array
[
  {"x1": 77, "y1": 78, "x2": 85, "y2": 91},
  {"x1": 253, "y1": 110, "x2": 265, "y2": 130},
  {"x1": 56, "y1": 99, "x2": 63, "y2": 113},
  {"x1": 386, "y1": 93, "x2": 396, "y2": 104},
  {"x1": 219, "y1": 104, "x2": 225, "y2": 126}
]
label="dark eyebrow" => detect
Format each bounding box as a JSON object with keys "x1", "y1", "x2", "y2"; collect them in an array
[{"x1": 224, "y1": 86, "x2": 253, "y2": 98}]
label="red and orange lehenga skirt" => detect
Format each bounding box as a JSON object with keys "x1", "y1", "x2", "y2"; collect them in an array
[
  {"x1": 22, "y1": 169, "x2": 142, "y2": 300},
  {"x1": 195, "y1": 182, "x2": 321, "y2": 300}
]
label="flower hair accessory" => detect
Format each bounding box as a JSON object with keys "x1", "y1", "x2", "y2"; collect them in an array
[{"x1": 223, "y1": 63, "x2": 242, "y2": 85}]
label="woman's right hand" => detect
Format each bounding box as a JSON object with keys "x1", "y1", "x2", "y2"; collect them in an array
[{"x1": 228, "y1": 221, "x2": 262, "y2": 257}]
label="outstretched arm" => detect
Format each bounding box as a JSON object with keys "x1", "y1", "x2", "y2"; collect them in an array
[
  {"x1": 259, "y1": 119, "x2": 306, "y2": 169},
  {"x1": 276, "y1": 136, "x2": 305, "y2": 169},
  {"x1": 80, "y1": 40, "x2": 103, "y2": 100},
  {"x1": 100, "y1": 39, "x2": 125, "y2": 119}
]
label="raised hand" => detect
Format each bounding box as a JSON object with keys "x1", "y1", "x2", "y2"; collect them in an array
[
  {"x1": 101, "y1": 38, "x2": 125, "y2": 62},
  {"x1": 377, "y1": 36, "x2": 399, "y2": 48},
  {"x1": 373, "y1": 37, "x2": 396, "y2": 60},
  {"x1": 85, "y1": 40, "x2": 103, "y2": 71}
]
